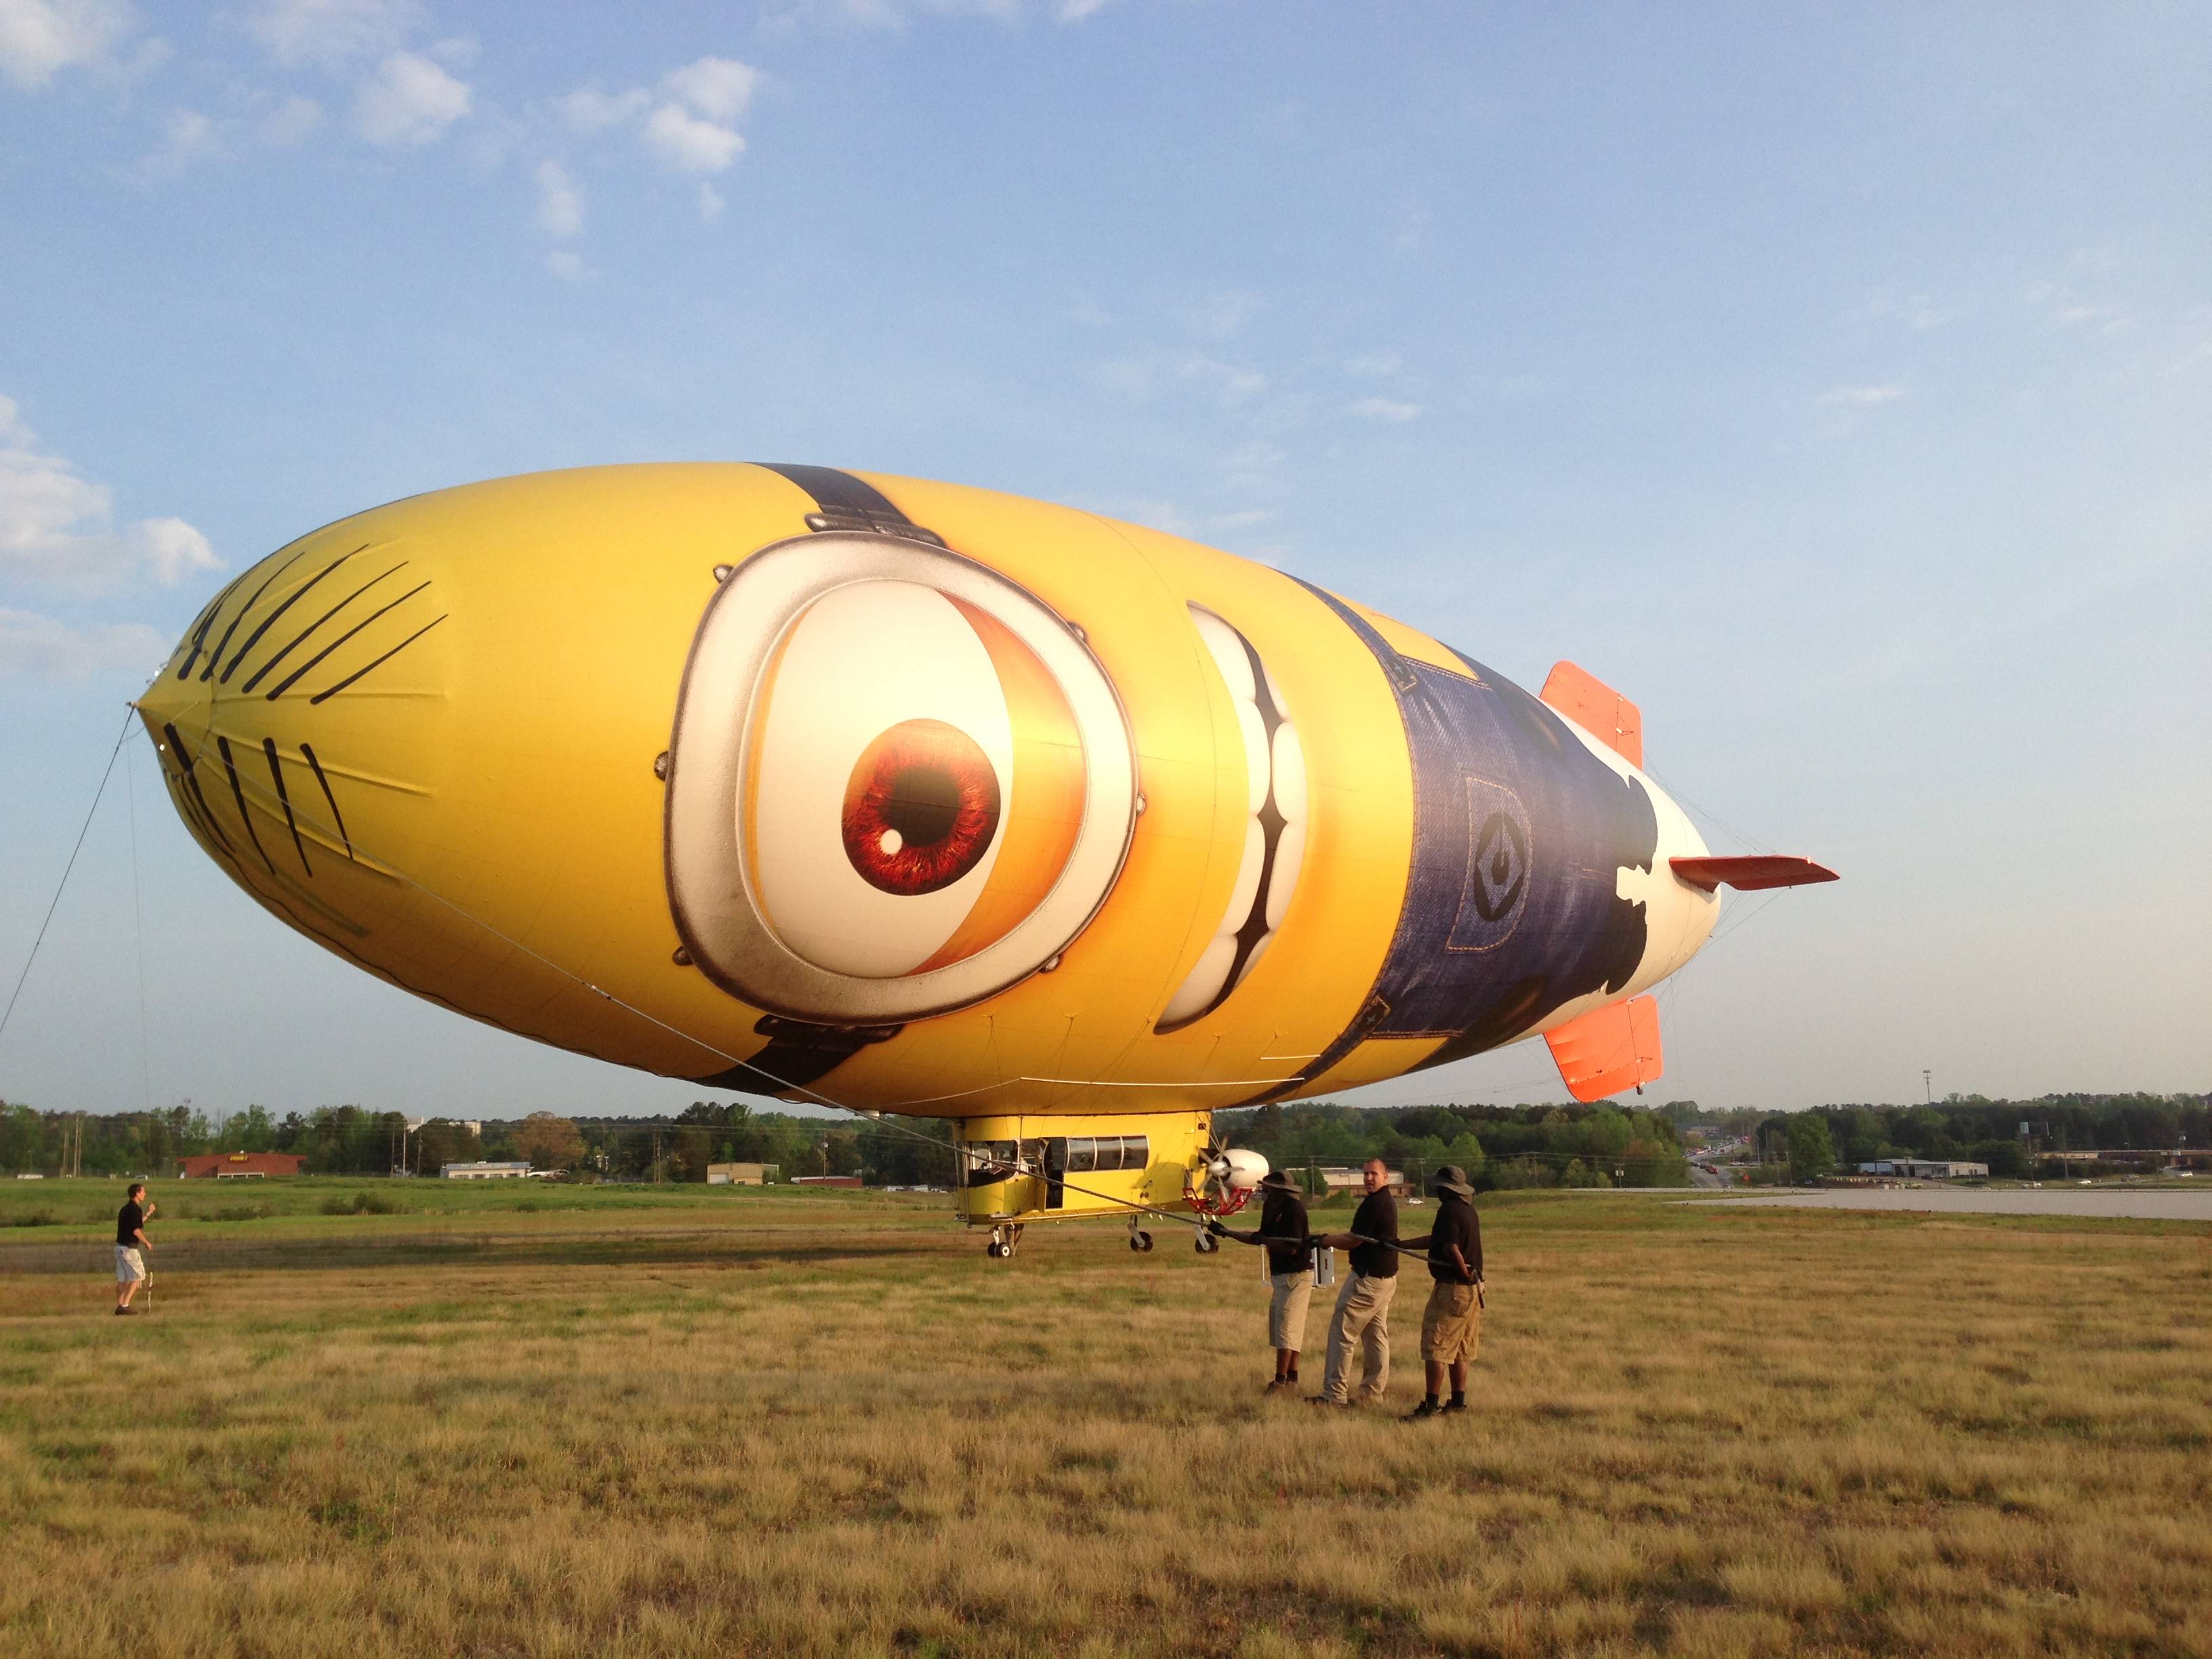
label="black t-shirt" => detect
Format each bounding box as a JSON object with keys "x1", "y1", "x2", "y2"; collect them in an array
[
  {"x1": 1427, "y1": 1195, "x2": 1481, "y2": 1284},
  {"x1": 116, "y1": 1200, "x2": 145, "y2": 1247},
  {"x1": 1258, "y1": 1190, "x2": 1311, "y2": 1275},
  {"x1": 1347, "y1": 1189, "x2": 1399, "y2": 1278}
]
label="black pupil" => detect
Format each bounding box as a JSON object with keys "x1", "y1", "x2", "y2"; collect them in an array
[{"x1": 884, "y1": 764, "x2": 961, "y2": 848}]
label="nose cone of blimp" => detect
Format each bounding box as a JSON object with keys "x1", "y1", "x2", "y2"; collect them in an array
[
  {"x1": 132, "y1": 463, "x2": 1101, "y2": 1090},
  {"x1": 138, "y1": 523, "x2": 457, "y2": 920}
]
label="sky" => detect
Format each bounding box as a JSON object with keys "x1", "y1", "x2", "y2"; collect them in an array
[{"x1": 1, "y1": 0, "x2": 2206, "y2": 1126}]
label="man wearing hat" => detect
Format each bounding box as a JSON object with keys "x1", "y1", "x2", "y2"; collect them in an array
[
  {"x1": 1400, "y1": 1165, "x2": 1483, "y2": 1418},
  {"x1": 1208, "y1": 1169, "x2": 1314, "y2": 1392}
]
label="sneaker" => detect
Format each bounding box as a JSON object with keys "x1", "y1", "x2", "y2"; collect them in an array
[
  {"x1": 1265, "y1": 1378, "x2": 1292, "y2": 1393},
  {"x1": 1406, "y1": 1399, "x2": 1441, "y2": 1420},
  {"x1": 113, "y1": 1306, "x2": 136, "y2": 1316},
  {"x1": 1441, "y1": 1399, "x2": 1468, "y2": 1414},
  {"x1": 1307, "y1": 1395, "x2": 1351, "y2": 1408}
]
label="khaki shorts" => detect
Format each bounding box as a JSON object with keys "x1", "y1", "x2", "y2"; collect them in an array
[
  {"x1": 1420, "y1": 1281, "x2": 1481, "y2": 1364},
  {"x1": 1268, "y1": 1269, "x2": 1314, "y2": 1351},
  {"x1": 115, "y1": 1246, "x2": 146, "y2": 1284}
]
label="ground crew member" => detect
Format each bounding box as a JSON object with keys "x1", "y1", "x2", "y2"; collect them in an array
[
  {"x1": 1209, "y1": 1168, "x2": 1313, "y2": 1391},
  {"x1": 114, "y1": 1183, "x2": 153, "y2": 1315},
  {"x1": 1309, "y1": 1157, "x2": 1399, "y2": 1407},
  {"x1": 1401, "y1": 1165, "x2": 1481, "y2": 1418}
]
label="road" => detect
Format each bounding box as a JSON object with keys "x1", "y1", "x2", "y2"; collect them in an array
[{"x1": 1687, "y1": 1187, "x2": 2212, "y2": 1222}]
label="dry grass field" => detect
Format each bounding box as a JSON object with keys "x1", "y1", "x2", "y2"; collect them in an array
[{"x1": 3, "y1": 1181, "x2": 2209, "y2": 1659}]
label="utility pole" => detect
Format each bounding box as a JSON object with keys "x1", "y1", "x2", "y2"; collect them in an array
[{"x1": 1922, "y1": 1069, "x2": 1932, "y2": 1105}]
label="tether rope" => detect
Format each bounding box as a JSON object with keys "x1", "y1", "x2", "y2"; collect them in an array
[{"x1": 0, "y1": 711, "x2": 134, "y2": 1050}]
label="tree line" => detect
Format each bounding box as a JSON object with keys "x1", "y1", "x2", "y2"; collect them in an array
[
  {"x1": 1218, "y1": 1099, "x2": 1695, "y2": 1191},
  {"x1": 0, "y1": 1098, "x2": 957, "y2": 1187},
  {"x1": 7, "y1": 1091, "x2": 2197, "y2": 1187},
  {"x1": 1732, "y1": 1093, "x2": 2211, "y2": 1183}
]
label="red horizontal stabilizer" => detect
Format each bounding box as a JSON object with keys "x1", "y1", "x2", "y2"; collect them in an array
[
  {"x1": 1544, "y1": 994, "x2": 1662, "y2": 1103},
  {"x1": 1669, "y1": 855, "x2": 1839, "y2": 893},
  {"x1": 1540, "y1": 661, "x2": 1643, "y2": 768}
]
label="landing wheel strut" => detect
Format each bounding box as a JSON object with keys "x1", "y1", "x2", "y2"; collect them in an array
[{"x1": 987, "y1": 1223, "x2": 1024, "y2": 1260}]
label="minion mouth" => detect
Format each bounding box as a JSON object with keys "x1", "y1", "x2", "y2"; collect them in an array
[{"x1": 1156, "y1": 607, "x2": 1308, "y2": 1030}]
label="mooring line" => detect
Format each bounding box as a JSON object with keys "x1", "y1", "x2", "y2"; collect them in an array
[{"x1": 0, "y1": 711, "x2": 135, "y2": 1050}]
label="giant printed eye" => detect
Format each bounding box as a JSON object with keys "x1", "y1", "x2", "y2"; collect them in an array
[
  {"x1": 842, "y1": 720, "x2": 1002, "y2": 897},
  {"x1": 665, "y1": 537, "x2": 1134, "y2": 1023}
]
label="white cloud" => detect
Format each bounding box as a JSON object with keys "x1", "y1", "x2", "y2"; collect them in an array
[
  {"x1": 1344, "y1": 352, "x2": 1405, "y2": 378},
  {"x1": 662, "y1": 56, "x2": 759, "y2": 122},
  {"x1": 131, "y1": 516, "x2": 217, "y2": 583},
  {"x1": 1178, "y1": 290, "x2": 1262, "y2": 341},
  {"x1": 557, "y1": 85, "x2": 651, "y2": 133},
  {"x1": 545, "y1": 249, "x2": 585, "y2": 282},
  {"x1": 140, "y1": 107, "x2": 225, "y2": 175},
  {"x1": 260, "y1": 93, "x2": 322, "y2": 145},
  {"x1": 351, "y1": 49, "x2": 468, "y2": 146},
  {"x1": 534, "y1": 159, "x2": 582, "y2": 237},
  {"x1": 0, "y1": 609, "x2": 169, "y2": 679},
  {"x1": 643, "y1": 101, "x2": 743, "y2": 172},
  {"x1": 1817, "y1": 384, "x2": 1906, "y2": 407},
  {"x1": 1347, "y1": 395, "x2": 1421, "y2": 423},
  {"x1": 0, "y1": 0, "x2": 136, "y2": 88},
  {"x1": 0, "y1": 393, "x2": 220, "y2": 589},
  {"x1": 1862, "y1": 290, "x2": 1952, "y2": 331},
  {"x1": 552, "y1": 58, "x2": 762, "y2": 213},
  {"x1": 765, "y1": 0, "x2": 1066, "y2": 27},
  {"x1": 1221, "y1": 441, "x2": 1285, "y2": 493},
  {"x1": 1097, "y1": 351, "x2": 1267, "y2": 406},
  {"x1": 246, "y1": 0, "x2": 418, "y2": 68}
]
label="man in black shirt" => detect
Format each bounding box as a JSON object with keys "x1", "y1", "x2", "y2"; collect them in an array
[
  {"x1": 1209, "y1": 1169, "x2": 1313, "y2": 1391},
  {"x1": 1309, "y1": 1158, "x2": 1399, "y2": 1407},
  {"x1": 114, "y1": 1183, "x2": 154, "y2": 1315},
  {"x1": 1401, "y1": 1166, "x2": 1483, "y2": 1418}
]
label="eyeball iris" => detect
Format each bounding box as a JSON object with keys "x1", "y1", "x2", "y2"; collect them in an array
[{"x1": 842, "y1": 720, "x2": 1002, "y2": 895}]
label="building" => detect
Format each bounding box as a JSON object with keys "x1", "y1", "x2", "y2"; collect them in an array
[
  {"x1": 1314, "y1": 1166, "x2": 1410, "y2": 1195},
  {"x1": 177, "y1": 1151, "x2": 306, "y2": 1179},
  {"x1": 1856, "y1": 1159, "x2": 1988, "y2": 1180},
  {"x1": 706, "y1": 1162, "x2": 775, "y2": 1185},
  {"x1": 791, "y1": 1174, "x2": 863, "y2": 1189},
  {"x1": 439, "y1": 1160, "x2": 539, "y2": 1180}
]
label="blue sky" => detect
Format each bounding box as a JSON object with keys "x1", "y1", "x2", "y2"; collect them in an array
[{"x1": 2, "y1": 0, "x2": 2205, "y2": 1124}]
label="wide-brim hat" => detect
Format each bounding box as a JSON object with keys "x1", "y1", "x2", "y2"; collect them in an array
[
  {"x1": 1256, "y1": 1169, "x2": 1299, "y2": 1192},
  {"x1": 1431, "y1": 1166, "x2": 1475, "y2": 1198}
]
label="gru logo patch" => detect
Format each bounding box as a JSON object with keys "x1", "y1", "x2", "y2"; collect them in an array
[{"x1": 1448, "y1": 776, "x2": 1531, "y2": 951}]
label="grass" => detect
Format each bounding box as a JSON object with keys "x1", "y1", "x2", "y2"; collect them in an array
[{"x1": 3, "y1": 1183, "x2": 2209, "y2": 1658}]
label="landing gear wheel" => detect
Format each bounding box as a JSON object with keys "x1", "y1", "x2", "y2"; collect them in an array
[
  {"x1": 987, "y1": 1240, "x2": 1004, "y2": 1258},
  {"x1": 989, "y1": 1223, "x2": 1023, "y2": 1261},
  {"x1": 1128, "y1": 1230, "x2": 1154, "y2": 1253},
  {"x1": 1195, "y1": 1231, "x2": 1220, "y2": 1254}
]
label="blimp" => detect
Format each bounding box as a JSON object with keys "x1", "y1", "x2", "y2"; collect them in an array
[{"x1": 134, "y1": 464, "x2": 1832, "y2": 1256}]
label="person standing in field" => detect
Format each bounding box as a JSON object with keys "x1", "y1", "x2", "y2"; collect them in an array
[
  {"x1": 1401, "y1": 1165, "x2": 1482, "y2": 1418},
  {"x1": 1210, "y1": 1168, "x2": 1313, "y2": 1392},
  {"x1": 114, "y1": 1183, "x2": 153, "y2": 1315},
  {"x1": 1308, "y1": 1157, "x2": 1399, "y2": 1408}
]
